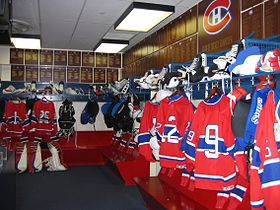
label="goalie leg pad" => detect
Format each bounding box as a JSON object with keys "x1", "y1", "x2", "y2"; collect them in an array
[
  {"x1": 28, "y1": 141, "x2": 43, "y2": 173},
  {"x1": 46, "y1": 142, "x2": 67, "y2": 171},
  {"x1": 16, "y1": 142, "x2": 28, "y2": 173}
]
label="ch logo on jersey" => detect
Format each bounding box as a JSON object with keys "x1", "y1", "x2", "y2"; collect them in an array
[{"x1": 203, "y1": 0, "x2": 232, "y2": 35}]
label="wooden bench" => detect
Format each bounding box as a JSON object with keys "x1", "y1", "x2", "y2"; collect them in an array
[
  {"x1": 134, "y1": 168, "x2": 251, "y2": 210},
  {"x1": 100, "y1": 144, "x2": 150, "y2": 185}
]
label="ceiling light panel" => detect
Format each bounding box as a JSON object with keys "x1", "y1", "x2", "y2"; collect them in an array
[
  {"x1": 115, "y1": 2, "x2": 174, "y2": 32},
  {"x1": 94, "y1": 39, "x2": 129, "y2": 53},
  {"x1": 11, "y1": 34, "x2": 41, "y2": 49}
]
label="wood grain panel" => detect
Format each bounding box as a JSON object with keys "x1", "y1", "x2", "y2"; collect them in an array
[
  {"x1": 10, "y1": 49, "x2": 24, "y2": 64},
  {"x1": 11, "y1": 65, "x2": 24, "y2": 81},
  {"x1": 186, "y1": 5, "x2": 197, "y2": 36},
  {"x1": 25, "y1": 49, "x2": 38, "y2": 65},
  {"x1": 264, "y1": 0, "x2": 280, "y2": 38},
  {"x1": 242, "y1": 0, "x2": 262, "y2": 11},
  {"x1": 242, "y1": 4, "x2": 263, "y2": 39},
  {"x1": 176, "y1": 14, "x2": 186, "y2": 41}
]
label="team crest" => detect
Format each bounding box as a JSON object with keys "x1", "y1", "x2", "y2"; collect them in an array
[{"x1": 203, "y1": 0, "x2": 232, "y2": 35}]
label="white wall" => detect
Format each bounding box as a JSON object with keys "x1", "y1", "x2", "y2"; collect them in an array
[
  {"x1": 54, "y1": 101, "x2": 111, "y2": 131},
  {"x1": 0, "y1": 45, "x2": 11, "y2": 81}
]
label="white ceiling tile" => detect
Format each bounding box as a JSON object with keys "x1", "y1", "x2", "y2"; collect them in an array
[
  {"x1": 72, "y1": 22, "x2": 110, "y2": 39},
  {"x1": 41, "y1": 20, "x2": 75, "y2": 48},
  {"x1": 177, "y1": 0, "x2": 201, "y2": 8},
  {"x1": 69, "y1": 37, "x2": 99, "y2": 50},
  {"x1": 40, "y1": 0, "x2": 85, "y2": 22},
  {"x1": 133, "y1": 0, "x2": 181, "y2": 6},
  {"x1": 12, "y1": 0, "x2": 200, "y2": 50},
  {"x1": 79, "y1": 0, "x2": 130, "y2": 24}
]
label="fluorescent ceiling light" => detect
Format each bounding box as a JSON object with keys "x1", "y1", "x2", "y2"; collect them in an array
[
  {"x1": 11, "y1": 34, "x2": 41, "y2": 49},
  {"x1": 115, "y1": 2, "x2": 174, "y2": 32},
  {"x1": 94, "y1": 39, "x2": 129, "y2": 53}
]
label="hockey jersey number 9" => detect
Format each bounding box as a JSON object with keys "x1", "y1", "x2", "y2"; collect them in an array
[{"x1": 182, "y1": 95, "x2": 237, "y2": 191}]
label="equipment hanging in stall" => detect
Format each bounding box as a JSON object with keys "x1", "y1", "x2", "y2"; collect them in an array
[{"x1": 57, "y1": 99, "x2": 76, "y2": 138}]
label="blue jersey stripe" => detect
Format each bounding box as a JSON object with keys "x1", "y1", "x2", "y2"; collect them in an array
[{"x1": 261, "y1": 162, "x2": 280, "y2": 185}]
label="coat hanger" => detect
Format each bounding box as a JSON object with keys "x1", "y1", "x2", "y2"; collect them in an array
[{"x1": 205, "y1": 84, "x2": 222, "y2": 101}]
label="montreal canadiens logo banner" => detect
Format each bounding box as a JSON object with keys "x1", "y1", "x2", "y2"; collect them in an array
[{"x1": 198, "y1": 0, "x2": 240, "y2": 53}]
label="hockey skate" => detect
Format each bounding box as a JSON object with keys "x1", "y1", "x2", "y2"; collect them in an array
[
  {"x1": 185, "y1": 53, "x2": 207, "y2": 83},
  {"x1": 213, "y1": 42, "x2": 244, "y2": 71}
]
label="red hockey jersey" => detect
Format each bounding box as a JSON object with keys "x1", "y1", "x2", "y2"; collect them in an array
[
  {"x1": 138, "y1": 101, "x2": 158, "y2": 162},
  {"x1": 183, "y1": 95, "x2": 237, "y2": 191},
  {"x1": 2, "y1": 100, "x2": 29, "y2": 141},
  {"x1": 158, "y1": 94, "x2": 194, "y2": 168},
  {"x1": 31, "y1": 99, "x2": 58, "y2": 141},
  {"x1": 250, "y1": 90, "x2": 280, "y2": 210}
]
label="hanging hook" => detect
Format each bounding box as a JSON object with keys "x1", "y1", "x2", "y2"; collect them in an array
[
  {"x1": 251, "y1": 77, "x2": 255, "y2": 87},
  {"x1": 236, "y1": 79, "x2": 241, "y2": 87}
]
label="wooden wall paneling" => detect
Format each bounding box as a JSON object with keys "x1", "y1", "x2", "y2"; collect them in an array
[
  {"x1": 68, "y1": 51, "x2": 81, "y2": 66},
  {"x1": 96, "y1": 53, "x2": 108, "y2": 67},
  {"x1": 40, "y1": 49, "x2": 53, "y2": 65},
  {"x1": 53, "y1": 66, "x2": 66, "y2": 83},
  {"x1": 184, "y1": 35, "x2": 198, "y2": 63},
  {"x1": 67, "y1": 67, "x2": 80, "y2": 83},
  {"x1": 148, "y1": 54, "x2": 155, "y2": 70},
  {"x1": 25, "y1": 49, "x2": 38, "y2": 65},
  {"x1": 132, "y1": 46, "x2": 137, "y2": 63},
  {"x1": 25, "y1": 65, "x2": 38, "y2": 82},
  {"x1": 151, "y1": 32, "x2": 158, "y2": 53},
  {"x1": 242, "y1": 4, "x2": 263, "y2": 39},
  {"x1": 177, "y1": 41, "x2": 186, "y2": 63},
  {"x1": 109, "y1": 53, "x2": 121, "y2": 68},
  {"x1": 171, "y1": 20, "x2": 178, "y2": 43},
  {"x1": 141, "y1": 58, "x2": 147, "y2": 72},
  {"x1": 81, "y1": 67, "x2": 93, "y2": 83},
  {"x1": 139, "y1": 41, "x2": 146, "y2": 58},
  {"x1": 163, "y1": 26, "x2": 168, "y2": 48},
  {"x1": 146, "y1": 36, "x2": 152, "y2": 55},
  {"x1": 153, "y1": 31, "x2": 159, "y2": 52},
  {"x1": 131, "y1": 62, "x2": 136, "y2": 77},
  {"x1": 137, "y1": 43, "x2": 142, "y2": 60},
  {"x1": 10, "y1": 48, "x2": 24, "y2": 64},
  {"x1": 176, "y1": 14, "x2": 186, "y2": 41},
  {"x1": 173, "y1": 43, "x2": 180, "y2": 63},
  {"x1": 186, "y1": 5, "x2": 198, "y2": 36},
  {"x1": 11, "y1": 65, "x2": 25, "y2": 81},
  {"x1": 153, "y1": 51, "x2": 160, "y2": 69},
  {"x1": 167, "y1": 22, "x2": 176, "y2": 45},
  {"x1": 123, "y1": 52, "x2": 128, "y2": 66},
  {"x1": 94, "y1": 68, "x2": 105, "y2": 83},
  {"x1": 157, "y1": 28, "x2": 164, "y2": 49},
  {"x1": 242, "y1": 0, "x2": 262, "y2": 11},
  {"x1": 121, "y1": 67, "x2": 127, "y2": 79},
  {"x1": 54, "y1": 50, "x2": 67, "y2": 66},
  {"x1": 162, "y1": 48, "x2": 166, "y2": 68},
  {"x1": 82, "y1": 52, "x2": 94, "y2": 67},
  {"x1": 135, "y1": 60, "x2": 141, "y2": 75},
  {"x1": 40, "y1": 66, "x2": 52, "y2": 82},
  {"x1": 264, "y1": 0, "x2": 280, "y2": 38}
]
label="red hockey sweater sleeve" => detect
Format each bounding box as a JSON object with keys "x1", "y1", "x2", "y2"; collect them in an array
[
  {"x1": 155, "y1": 98, "x2": 168, "y2": 143},
  {"x1": 138, "y1": 102, "x2": 156, "y2": 162},
  {"x1": 182, "y1": 102, "x2": 205, "y2": 168}
]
